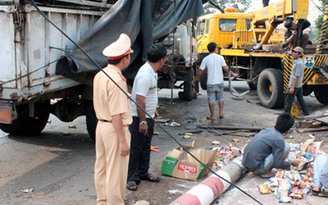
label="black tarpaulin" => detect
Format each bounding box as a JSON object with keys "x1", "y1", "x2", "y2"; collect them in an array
[{"x1": 55, "y1": 0, "x2": 204, "y2": 85}]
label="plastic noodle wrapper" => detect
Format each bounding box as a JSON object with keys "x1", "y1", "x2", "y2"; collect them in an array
[
  {"x1": 277, "y1": 187, "x2": 292, "y2": 203},
  {"x1": 292, "y1": 170, "x2": 302, "y2": 185},
  {"x1": 279, "y1": 196, "x2": 292, "y2": 203},
  {"x1": 275, "y1": 170, "x2": 285, "y2": 178},
  {"x1": 289, "y1": 192, "x2": 303, "y2": 199},
  {"x1": 288, "y1": 150, "x2": 297, "y2": 161},
  {"x1": 291, "y1": 187, "x2": 303, "y2": 196},
  {"x1": 258, "y1": 183, "x2": 271, "y2": 194},
  {"x1": 285, "y1": 171, "x2": 293, "y2": 181},
  {"x1": 269, "y1": 177, "x2": 279, "y2": 187}
]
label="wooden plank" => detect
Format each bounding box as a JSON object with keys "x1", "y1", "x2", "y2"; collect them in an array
[
  {"x1": 197, "y1": 125, "x2": 262, "y2": 132},
  {"x1": 315, "y1": 116, "x2": 328, "y2": 124},
  {"x1": 297, "y1": 126, "x2": 328, "y2": 133}
]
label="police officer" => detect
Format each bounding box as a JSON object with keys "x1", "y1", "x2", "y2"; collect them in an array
[{"x1": 93, "y1": 33, "x2": 133, "y2": 205}]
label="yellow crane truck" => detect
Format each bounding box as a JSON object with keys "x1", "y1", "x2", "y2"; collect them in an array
[{"x1": 196, "y1": 0, "x2": 328, "y2": 108}]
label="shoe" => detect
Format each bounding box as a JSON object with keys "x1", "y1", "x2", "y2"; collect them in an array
[
  {"x1": 219, "y1": 113, "x2": 224, "y2": 119},
  {"x1": 139, "y1": 174, "x2": 160, "y2": 182},
  {"x1": 126, "y1": 181, "x2": 138, "y2": 191}
]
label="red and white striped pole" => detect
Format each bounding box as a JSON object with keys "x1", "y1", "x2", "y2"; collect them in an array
[{"x1": 171, "y1": 156, "x2": 245, "y2": 205}]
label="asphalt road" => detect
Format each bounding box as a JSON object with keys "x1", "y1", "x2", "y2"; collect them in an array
[{"x1": 0, "y1": 81, "x2": 327, "y2": 205}]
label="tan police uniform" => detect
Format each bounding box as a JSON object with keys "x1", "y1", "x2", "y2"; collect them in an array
[{"x1": 93, "y1": 64, "x2": 132, "y2": 205}]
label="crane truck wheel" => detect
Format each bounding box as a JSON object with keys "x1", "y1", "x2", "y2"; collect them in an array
[
  {"x1": 302, "y1": 85, "x2": 312, "y2": 96},
  {"x1": 257, "y1": 68, "x2": 284, "y2": 109},
  {"x1": 85, "y1": 100, "x2": 97, "y2": 141},
  {"x1": 0, "y1": 101, "x2": 50, "y2": 135},
  {"x1": 314, "y1": 88, "x2": 328, "y2": 105}
]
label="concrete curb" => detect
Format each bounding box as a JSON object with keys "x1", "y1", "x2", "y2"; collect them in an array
[{"x1": 171, "y1": 156, "x2": 245, "y2": 205}]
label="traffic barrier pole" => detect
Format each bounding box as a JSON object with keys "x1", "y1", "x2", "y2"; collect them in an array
[{"x1": 171, "y1": 156, "x2": 245, "y2": 205}]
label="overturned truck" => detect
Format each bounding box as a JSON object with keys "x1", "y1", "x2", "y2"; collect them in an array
[{"x1": 0, "y1": 0, "x2": 203, "y2": 140}]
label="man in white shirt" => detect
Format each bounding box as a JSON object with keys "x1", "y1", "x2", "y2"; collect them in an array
[
  {"x1": 197, "y1": 42, "x2": 238, "y2": 120},
  {"x1": 127, "y1": 45, "x2": 167, "y2": 191}
]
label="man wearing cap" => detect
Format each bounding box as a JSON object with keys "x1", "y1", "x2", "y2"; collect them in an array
[
  {"x1": 93, "y1": 33, "x2": 133, "y2": 205},
  {"x1": 126, "y1": 45, "x2": 167, "y2": 191},
  {"x1": 284, "y1": 46, "x2": 310, "y2": 116}
]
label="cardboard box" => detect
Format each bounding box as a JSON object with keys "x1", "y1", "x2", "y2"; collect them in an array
[{"x1": 161, "y1": 137, "x2": 217, "y2": 181}]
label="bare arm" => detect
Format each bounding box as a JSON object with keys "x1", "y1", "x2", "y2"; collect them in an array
[
  {"x1": 286, "y1": 30, "x2": 297, "y2": 44},
  {"x1": 195, "y1": 68, "x2": 203, "y2": 81},
  {"x1": 289, "y1": 76, "x2": 299, "y2": 94},
  {"x1": 112, "y1": 114, "x2": 129, "y2": 156},
  {"x1": 223, "y1": 65, "x2": 238, "y2": 77},
  {"x1": 136, "y1": 95, "x2": 148, "y2": 135},
  {"x1": 197, "y1": 68, "x2": 204, "y2": 76}
]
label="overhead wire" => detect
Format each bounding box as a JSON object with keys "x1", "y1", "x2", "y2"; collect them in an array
[{"x1": 30, "y1": 0, "x2": 263, "y2": 204}]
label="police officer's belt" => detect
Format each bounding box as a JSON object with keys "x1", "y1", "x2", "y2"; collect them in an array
[{"x1": 99, "y1": 119, "x2": 112, "y2": 123}]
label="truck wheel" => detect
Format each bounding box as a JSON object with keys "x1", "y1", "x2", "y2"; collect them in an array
[
  {"x1": 314, "y1": 88, "x2": 328, "y2": 105},
  {"x1": 302, "y1": 85, "x2": 312, "y2": 96},
  {"x1": 183, "y1": 79, "x2": 193, "y2": 101},
  {"x1": 0, "y1": 102, "x2": 50, "y2": 135},
  {"x1": 200, "y1": 69, "x2": 207, "y2": 90},
  {"x1": 248, "y1": 81, "x2": 257, "y2": 90},
  {"x1": 85, "y1": 100, "x2": 97, "y2": 141},
  {"x1": 257, "y1": 68, "x2": 284, "y2": 108}
]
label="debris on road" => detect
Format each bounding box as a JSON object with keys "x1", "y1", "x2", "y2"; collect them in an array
[
  {"x1": 156, "y1": 118, "x2": 170, "y2": 123},
  {"x1": 212, "y1": 144, "x2": 242, "y2": 170},
  {"x1": 255, "y1": 139, "x2": 325, "y2": 203},
  {"x1": 20, "y1": 188, "x2": 34, "y2": 193},
  {"x1": 232, "y1": 138, "x2": 241, "y2": 143},
  {"x1": 297, "y1": 126, "x2": 328, "y2": 133},
  {"x1": 135, "y1": 200, "x2": 150, "y2": 205},
  {"x1": 165, "y1": 122, "x2": 181, "y2": 127},
  {"x1": 211, "y1": 140, "x2": 220, "y2": 145},
  {"x1": 150, "y1": 146, "x2": 160, "y2": 152},
  {"x1": 296, "y1": 110, "x2": 328, "y2": 133}
]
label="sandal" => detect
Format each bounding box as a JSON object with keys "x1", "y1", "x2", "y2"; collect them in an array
[
  {"x1": 206, "y1": 116, "x2": 215, "y2": 120},
  {"x1": 126, "y1": 181, "x2": 138, "y2": 191},
  {"x1": 140, "y1": 174, "x2": 160, "y2": 182},
  {"x1": 311, "y1": 189, "x2": 320, "y2": 196}
]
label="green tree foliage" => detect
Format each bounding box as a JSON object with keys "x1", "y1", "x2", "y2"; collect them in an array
[
  {"x1": 315, "y1": 0, "x2": 328, "y2": 39},
  {"x1": 203, "y1": 0, "x2": 252, "y2": 14}
]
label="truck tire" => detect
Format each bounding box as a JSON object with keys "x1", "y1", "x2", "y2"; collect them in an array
[
  {"x1": 85, "y1": 100, "x2": 97, "y2": 141},
  {"x1": 314, "y1": 88, "x2": 328, "y2": 105},
  {"x1": 200, "y1": 69, "x2": 207, "y2": 90},
  {"x1": 0, "y1": 102, "x2": 50, "y2": 135},
  {"x1": 182, "y1": 79, "x2": 194, "y2": 101},
  {"x1": 302, "y1": 85, "x2": 312, "y2": 96},
  {"x1": 257, "y1": 68, "x2": 284, "y2": 108}
]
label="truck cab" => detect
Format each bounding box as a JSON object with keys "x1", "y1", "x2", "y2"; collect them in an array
[{"x1": 197, "y1": 10, "x2": 254, "y2": 54}]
